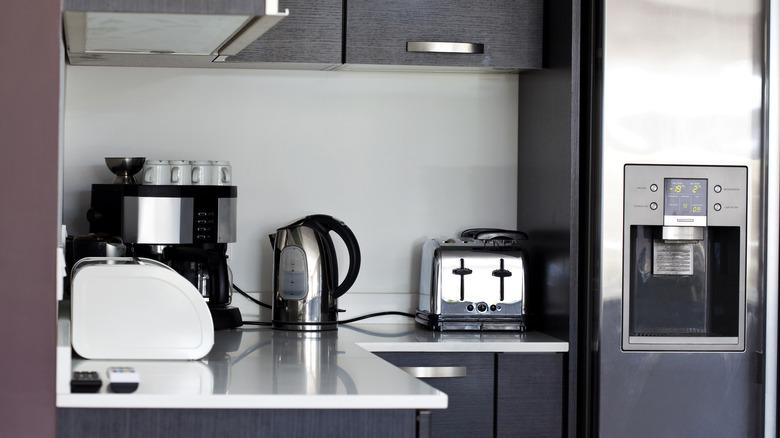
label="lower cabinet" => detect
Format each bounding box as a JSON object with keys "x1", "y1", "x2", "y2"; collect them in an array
[
  {"x1": 376, "y1": 352, "x2": 495, "y2": 438},
  {"x1": 377, "y1": 352, "x2": 564, "y2": 438},
  {"x1": 58, "y1": 409, "x2": 416, "y2": 438},
  {"x1": 495, "y1": 353, "x2": 564, "y2": 438}
]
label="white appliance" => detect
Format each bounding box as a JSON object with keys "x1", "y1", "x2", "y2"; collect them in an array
[{"x1": 71, "y1": 257, "x2": 214, "y2": 360}]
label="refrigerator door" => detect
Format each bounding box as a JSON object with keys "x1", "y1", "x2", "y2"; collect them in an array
[{"x1": 594, "y1": 0, "x2": 765, "y2": 437}]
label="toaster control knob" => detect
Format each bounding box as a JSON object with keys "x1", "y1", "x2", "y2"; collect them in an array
[
  {"x1": 490, "y1": 305, "x2": 497, "y2": 312},
  {"x1": 476, "y1": 302, "x2": 488, "y2": 313},
  {"x1": 467, "y1": 304, "x2": 474, "y2": 312}
]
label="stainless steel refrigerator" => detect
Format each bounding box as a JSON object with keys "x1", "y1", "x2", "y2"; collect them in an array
[{"x1": 586, "y1": 0, "x2": 778, "y2": 436}]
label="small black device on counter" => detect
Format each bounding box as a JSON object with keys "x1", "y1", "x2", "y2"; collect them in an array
[
  {"x1": 70, "y1": 371, "x2": 102, "y2": 393},
  {"x1": 107, "y1": 367, "x2": 140, "y2": 393},
  {"x1": 416, "y1": 228, "x2": 528, "y2": 331}
]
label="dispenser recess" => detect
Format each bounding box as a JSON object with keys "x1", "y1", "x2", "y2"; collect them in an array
[{"x1": 622, "y1": 165, "x2": 747, "y2": 351}]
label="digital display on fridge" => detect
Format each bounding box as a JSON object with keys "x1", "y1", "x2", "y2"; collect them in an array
[{"x1": 663, "y1": 178, "x2": 707, "y2": 217}]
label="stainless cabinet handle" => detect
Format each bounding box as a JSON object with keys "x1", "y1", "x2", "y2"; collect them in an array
[
  {"x1": 400, "y1": 366, "x2": 467, "y2": 378},
  {"x1": 406, "y1": 42, "x2": 484, "y2": 54}
]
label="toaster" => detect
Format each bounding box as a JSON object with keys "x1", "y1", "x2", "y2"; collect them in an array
[{"x1": 415, "y1": 229, "x2": 528, "y2": 331}]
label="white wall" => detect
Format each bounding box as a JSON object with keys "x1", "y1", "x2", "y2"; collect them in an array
[{"x1": 63, "y1": 66, "x2": 518, "y2": 320}]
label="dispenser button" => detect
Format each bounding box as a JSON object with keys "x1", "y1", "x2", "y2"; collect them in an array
[
  {"x1": 650, "y1": 184, "x2": 658, "y2": 192},
  {"x1": 714, "y1": 203, "x2": 722, "y2": 211},
  {"x1": 714, "y1": 185, "x2": 722, "y2": 193},
  {"x1": 650, "y1": 202, "x2": 658, "y2": 210}
]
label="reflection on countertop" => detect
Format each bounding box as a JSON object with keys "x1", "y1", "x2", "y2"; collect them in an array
[{"x1": 58, "y1": 322, "x2": 567, "y2": 410}]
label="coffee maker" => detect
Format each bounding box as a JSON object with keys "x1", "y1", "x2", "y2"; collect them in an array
[{"x1": 86, "y1": 183, "x2": 241, "y2": 330}]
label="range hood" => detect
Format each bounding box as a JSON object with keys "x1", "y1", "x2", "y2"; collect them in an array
[{"x1": 63, "y1": 0, "x2": 288, "y2": 67}]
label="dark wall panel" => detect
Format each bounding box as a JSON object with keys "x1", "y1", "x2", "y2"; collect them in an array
[
  {"x1": 0, "y1": 1, "x2": 61, "y2": 437},
  {"x1": 516, "y1": 1, "x2": 579, "y2": 437}
]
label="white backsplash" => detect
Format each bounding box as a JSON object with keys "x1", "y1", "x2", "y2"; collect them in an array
[{"x1": 63, "y1": 66, "x2": 518, "y2": 318}]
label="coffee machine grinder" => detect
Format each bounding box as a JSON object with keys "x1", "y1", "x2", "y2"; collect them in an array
[{"x1": 86, "y1": 182, "x2": 242, "y2": 330}]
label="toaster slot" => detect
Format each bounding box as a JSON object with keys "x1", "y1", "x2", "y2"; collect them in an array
[
  {"x1": 492, "y1": 258, "x2": 513, "y2": 302},
  {"x1": 452, "y1": 258, "x2": 473, "y2": 301}
]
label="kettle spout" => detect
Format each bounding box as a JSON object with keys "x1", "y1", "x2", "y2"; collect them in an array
[{"x1": 268, "y1": 233, "x2": 276, "y2": 248}]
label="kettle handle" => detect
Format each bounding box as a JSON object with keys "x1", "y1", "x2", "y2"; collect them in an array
[{"x1": 307, "y1": 215, "x2": 361, "y2": 298}]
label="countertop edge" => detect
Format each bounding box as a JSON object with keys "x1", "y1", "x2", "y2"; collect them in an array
[
  {"x1": 57, "y1": 392, "x2": 449, "y2": 410},
  {"x1": 357, "y1": 341, "x2": 569, "y2": 353}
]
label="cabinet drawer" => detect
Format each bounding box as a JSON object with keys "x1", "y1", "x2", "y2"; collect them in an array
[
  {"x1": 229, "y1": 0, "x2": 342, "y2": 66},
  {"x1": 495, "y1": 353, "x2": 564, "y2": 438},
  {"x1": 376, "y1": 352, "x2": 494, "y2": 438},
  {"x1": 345, "y1": 0, "x2": 542, "y2": 70}
]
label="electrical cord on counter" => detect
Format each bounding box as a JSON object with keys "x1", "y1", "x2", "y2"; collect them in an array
[
  {"x1": 232, "y1": 283, "x2": 415, "y2": 326},
  {"x1": 337, "y1": 311, "x2": 415, "y2": 324},
  {"x1": 242, "y1": 312, "x2": 414, "y2": 326},
  {"x1": 233, "y1": 284, "x2": 272, "y2": 309}
]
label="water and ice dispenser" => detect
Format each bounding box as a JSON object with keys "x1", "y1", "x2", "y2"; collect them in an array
[{"x1": 622, "y1": 165, "x2": 747, "y2": 350}]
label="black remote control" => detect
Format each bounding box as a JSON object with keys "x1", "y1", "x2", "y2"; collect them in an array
[{"x1": 71, "y1": 371, "x2": 102, "y2": 393}]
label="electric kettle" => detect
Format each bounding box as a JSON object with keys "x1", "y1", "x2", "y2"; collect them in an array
[{"x1": 269, "y1": 215, "x2": 361, "y2": 331}]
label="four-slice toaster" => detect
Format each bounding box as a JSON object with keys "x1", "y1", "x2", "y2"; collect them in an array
[{"x1": 415, "y1": 229, "x2": 528, "y2": 331}]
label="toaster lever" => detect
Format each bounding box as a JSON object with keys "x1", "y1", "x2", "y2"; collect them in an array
[
  {"x1": 452, "y1": 258, "x2": 473, "y2": 301},
  {"x1": 492, "y1": 259, "x2": 512, "y2": 302}
]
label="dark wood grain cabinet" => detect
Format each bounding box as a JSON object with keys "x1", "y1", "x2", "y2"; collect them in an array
[
  {"x1": 228, "y1": 0, "x2": 343, "y2": 67},
  {"x1": 495, "y1": 353, "x2": 564, "y2": 438},
  {"x1": 344, "y1": 0, "x2": 543, "y2": 70},
  {"x1": 58, "y1": 409, "x2": 416, "y2": 438},
  {"x1": 376, "y1": 352, "x2": 495, "y2": 438},
  {"x1": 63, "y1": 0, "x2": 268, "y2": 14},
  {"x1": 377, "y1": 352, "x2": 565, "y2": 438}
]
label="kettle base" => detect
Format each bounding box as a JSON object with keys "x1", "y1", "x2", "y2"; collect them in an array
[{"x1": 271, "y1": 320, "x2": 338, "y2": 332}]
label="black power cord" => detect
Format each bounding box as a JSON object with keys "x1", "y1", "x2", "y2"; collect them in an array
[
  {"x1": 337, "y1": 311, "x2": 415, "y2": 324},
  {"x1": 232, "y1": 283, "x2": 415, "y2": 326},
  {"x1": 233, "y1": 284, "x2": 271, "y2": 309}
]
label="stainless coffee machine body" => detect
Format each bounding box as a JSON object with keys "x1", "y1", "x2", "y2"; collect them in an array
[
  {"x1": 87, "y1": 184, "x2": 242, "y2": 329},
  {"x1": 88, "y1": 184, "x2": 237, "y2": 246},
  {"x1": 270, "y1": 215, "x2": 361, "y2": 331}
]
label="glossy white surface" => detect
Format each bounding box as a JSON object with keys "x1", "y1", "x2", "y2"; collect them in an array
[
  {"x1": 57, "y1": 322, "x2": 567, "y2": 409},
  {"x1": 71, "y1": 259, "x2": 214, "y2": 360}
]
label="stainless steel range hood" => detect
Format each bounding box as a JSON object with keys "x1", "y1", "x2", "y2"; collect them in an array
[{"x1": 63, "y1": 0, "x2": 288, "y2": 67}]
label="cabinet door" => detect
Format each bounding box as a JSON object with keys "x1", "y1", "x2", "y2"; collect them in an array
[
  {"x1": 495, "y1": 353, "x2": 564, "y2": 438},
  {"x1": 376, "y1": 352, "x2": 494, "y2": 438},
  {"x1": 345, "y1": 0, "x2": 542, "y2": 70},
  {"x1": 229, "y1": 0, "x2": 342, "y2": 66}
]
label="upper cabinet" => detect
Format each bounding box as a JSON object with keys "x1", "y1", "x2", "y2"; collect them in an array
[
  {"x1": 344, "y1": 0, "x2": 543, "y2": 71},
  {"x1": 226, "y1": 0, "x2": 343, "y2": 68},
  {"x1": 63, "y1": 0, "x2": 289, "y2": 67},
  {"x1": 63, "y1": 0, "x2": 544, "y2": 71}
]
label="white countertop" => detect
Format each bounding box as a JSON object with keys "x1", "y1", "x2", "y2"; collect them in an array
[{"x1": 57, "y1": 317, "x2": 568, "y2": 410}]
